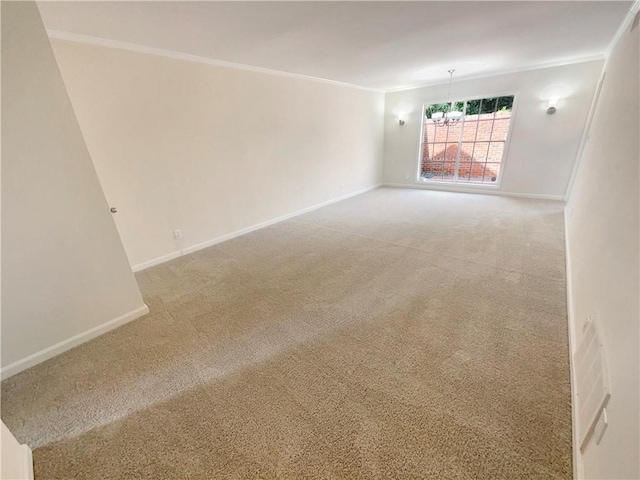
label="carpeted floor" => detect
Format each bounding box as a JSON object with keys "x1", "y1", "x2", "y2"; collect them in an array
[{"x1": 1, "y1": 187, "x2": 572, "y2": 479}]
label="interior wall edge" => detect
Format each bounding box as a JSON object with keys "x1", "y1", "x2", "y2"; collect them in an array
[
  {"x1": 604, "y1": 0, "x2": 640, "y2": 59},
  {"x1": 564, "y1": 206, "x2": 584, "y2": 480}
]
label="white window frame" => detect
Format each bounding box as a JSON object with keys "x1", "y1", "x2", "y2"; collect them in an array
[{"x1": 415, "y1": 91, "x2": 519, "y2": 189}]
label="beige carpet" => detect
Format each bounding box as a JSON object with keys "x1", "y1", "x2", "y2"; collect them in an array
[{"x1": 1, "y1": 187, "x2": 572, "y2": 479}]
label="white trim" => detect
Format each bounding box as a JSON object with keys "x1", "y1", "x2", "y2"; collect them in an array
[
  {"x1": 564, "y1": 207, "x2": 585, "y2": 480},
  {"x1": 132, "y1": 184, "x2": 382, "y2": 272},
  {"x1": 131, "y1": 251, "x2": 183, "y2": 273},
  {"x1": 21, "y1": 444, "x2": 34, "y2": 480},
  {"x1": 563, "y1": 70, "x2": 606, "y2": 201},
  {"x1": 414, "y1": 104, "x2": 426, "y2": 182},
  {"x1": 46, "y1": 30, "x2": 383, "y2": 93},
  {"x1": 564, "y1": 0, "x2": 638, "y2": 202},
  {"x1": 0, "y1": 304, "x2": 150, "y2": 380},
  {"x1": 382, "y1": 182, "x2": 564, "y2": 201},
  {"x1": 604, "y1": 1, "x2": 640, "y2": 60},
  {"x1": 45, "y1": 29, "x2": 608, "y2": 95},
  {"x1": 385, "y1": 55, "x2": 605, "y2": 94},
  {"x1": 416, "y1": 178, "x2": 499, "y2": 189}
]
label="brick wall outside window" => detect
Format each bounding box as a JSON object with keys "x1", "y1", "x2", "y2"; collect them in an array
[{"x1": 421, "y1": 111, "x2": 511, "y2": 183}]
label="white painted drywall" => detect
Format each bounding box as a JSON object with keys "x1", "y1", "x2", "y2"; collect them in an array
[
  {"x1": 48, "y1": 38, "x2": 385, "y2": 269},
  {"x1": 1, "y1": 422, "x2": 32, "y2": 480},
  {"x1": 382, "y1": 61, "x2": 603, "y2": 198},
  {"x1": 1, "y1": 2, "x2": 147, "y2": 373},
  {"x1": 565, "y1": 10, "x2": 640, "y2": 480}
]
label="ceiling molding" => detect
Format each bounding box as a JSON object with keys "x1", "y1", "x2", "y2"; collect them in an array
[
  {"x1": 605, "y1": 0, "x2": 640, "y2": 59},
  {"x1": 46, "y1": 29, "x2": 385, "y2": 94},
  {"x1": 47, "y1": 25, "x2": 615, "y2": 96},
  {"x1": 384, "y1": 55, "x2": 606, "y2": 94}
]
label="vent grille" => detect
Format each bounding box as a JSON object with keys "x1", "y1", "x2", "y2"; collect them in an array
[{"x1": 575, "y1": 319, "x2": 610, "y2": 450}]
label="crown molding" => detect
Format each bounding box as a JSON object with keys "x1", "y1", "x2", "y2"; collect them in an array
[
  {"x1": 48, "y1": 21, "x2": 625, "y2": 96},
  {"x1": 46, "y1": 29, "x2": 384, "y2": 94},
  {"x1": 605, "y1": 0, "x2": 640, "y2": 60},
  {"x1": 385, "y1": 55, "x2": 606, "y2": 94}
]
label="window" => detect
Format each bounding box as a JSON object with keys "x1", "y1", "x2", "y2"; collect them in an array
[{"x1": 419, "y1": 95, "x2": 515, "y2": 185}]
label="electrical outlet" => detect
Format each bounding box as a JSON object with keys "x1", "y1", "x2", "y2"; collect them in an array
[
  {"x1": 594, "y1": 408, "x2": 608, "y2": 444},
  {"x1": 173, "y1": 229, "x2": 183, "y2": 240}
]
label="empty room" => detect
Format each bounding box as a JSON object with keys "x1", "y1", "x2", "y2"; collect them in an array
[{"x1": 1, "y1": 1, "x2": 638, "y2": 479}]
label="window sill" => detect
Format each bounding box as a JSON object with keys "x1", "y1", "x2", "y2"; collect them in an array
[{"x1": 416, "y1": 179, "x2": 501, "y2": 188}]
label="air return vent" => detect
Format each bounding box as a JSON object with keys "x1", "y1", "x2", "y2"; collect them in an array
[{"x1": 575, "y1": 319, "x2": 610, "y2": 450}]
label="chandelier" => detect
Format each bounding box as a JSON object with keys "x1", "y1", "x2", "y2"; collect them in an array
[{"x1": 431, "y1": 69, "x2": 463, "y2": 127}]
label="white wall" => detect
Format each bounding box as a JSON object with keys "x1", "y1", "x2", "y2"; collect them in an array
[
  {"x1": 565, "y1": 8, "x2": 639, "y2": 480},
  {"x1": 1, "y1": 2, "x2": 147, "y2": 376},
  {"x1": 382, "y1": 61, "x2": 603, "y2": 199},
  {"x1": 48, "y1": 38, "x2": 385, "y2": 270},
  {"x1": 1, "y1": 422, "x2": 32, "y2": 480}
]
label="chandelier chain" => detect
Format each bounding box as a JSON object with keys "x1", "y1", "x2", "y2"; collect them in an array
[{"x1": 446, "y1": 69, "x2": 455, "y2": 107}]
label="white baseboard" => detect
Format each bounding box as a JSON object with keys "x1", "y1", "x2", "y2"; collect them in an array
[
  {"x1": 21, "y1": 444, "x2": 34, "y2": 480},
  {"x1": 131, "y1": 251, "x2": 183, "y2": 272},
  {"x1": 0, "y1": 304, "x2": 150, "y2": 380},
  {"x1": 564, "y1": 207, "x2": 584, "y2": 480},
  {"x1": 132, "y1": 184, "x2": 382, "y2": 272},
  {"x1": 382, "y1": 182, "x2": 565, "y2": 201}
]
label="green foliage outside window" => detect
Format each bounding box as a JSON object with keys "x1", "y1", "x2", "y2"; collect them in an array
[
  {"x1": 425, "y1": 96, "x2": 514, "y2": 118},
  {"x1": 425, "y1": 103, "x2": 451, "y2": 119}
]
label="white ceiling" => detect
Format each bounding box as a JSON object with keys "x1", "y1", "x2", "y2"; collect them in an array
[{"x1": 37, "y1": 1, "x2": 632, "y2": 91}]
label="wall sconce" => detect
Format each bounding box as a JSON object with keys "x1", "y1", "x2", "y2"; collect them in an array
[
  {"x1": 397, "y1": 112, "x2": 406, "y2": 126},
  {"x1": 540, "y1": 84, "x2": 572, "y2": 115}
]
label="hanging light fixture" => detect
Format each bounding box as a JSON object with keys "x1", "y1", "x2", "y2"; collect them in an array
[{"x1": 431, "y1": 69, "x2": 463, "y2": 127}]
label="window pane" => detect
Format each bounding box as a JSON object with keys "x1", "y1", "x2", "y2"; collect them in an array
[
  {"x1": 446, "y1": 123, "x2": 462, "y2": 143},
  {"x1": 480, "y1": 98, "x2": 498, "y2": 114},
  {"x1": 461, "y1": 119, "x2": 477, "y2": 141},
  {"x1": 458, "y1": 162, "x2": 472, "y2": 180},
  {"x1": 472, "y1": 142, "x2": 489, "y2": 162},
  {"x1": 422, "y1": 161, "x2": 442, "y2": 179},
  {"x1": 488, "y1": 142, "x2": 504, "y2": 162},
  {"x1": 434, "y1": 125, "x2": 450, "y2": 143},
  {"x1": 459, "y1": 145, "x2": 474, "y2": 163},
  {"x1": 430, "y1": 164, "x2": 445, "y2": 179},
  {"x1": 424, "y1": 122, "x2": 436, "y2": 143},
  {"x1": 431, "y1": 143, "x2": 447, "y2": 162},
  {"x1": 496, "y1": 96, "x2": 514, "y2": 112},
  {"x1": 425, "y1": 103, "x2": 450, "y2": 119},
  {"x1": 491, "y1": 118, "x2": 510, "y2": 142},
  {"x1": 466, "y1": 99, "x2": 482, "y2": 115},
  {"x1": 442, "y1": 163, "x2": 456, "y2": 181},
  {"x1": 421, "y1": 144, "x2": 433, "y2": 165},
  {"x1": 484, "y1": 163, "x2": 501, "y2": 183},
  {"x1": 475, "y1": 120, "x2": 493, "y2": 142},
  {"x1": 470, "y1": 162, "x2": 486, "y2": 182},
  {"x1": 443, "y1": 143, "x2": 459, "y2": 163}
]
